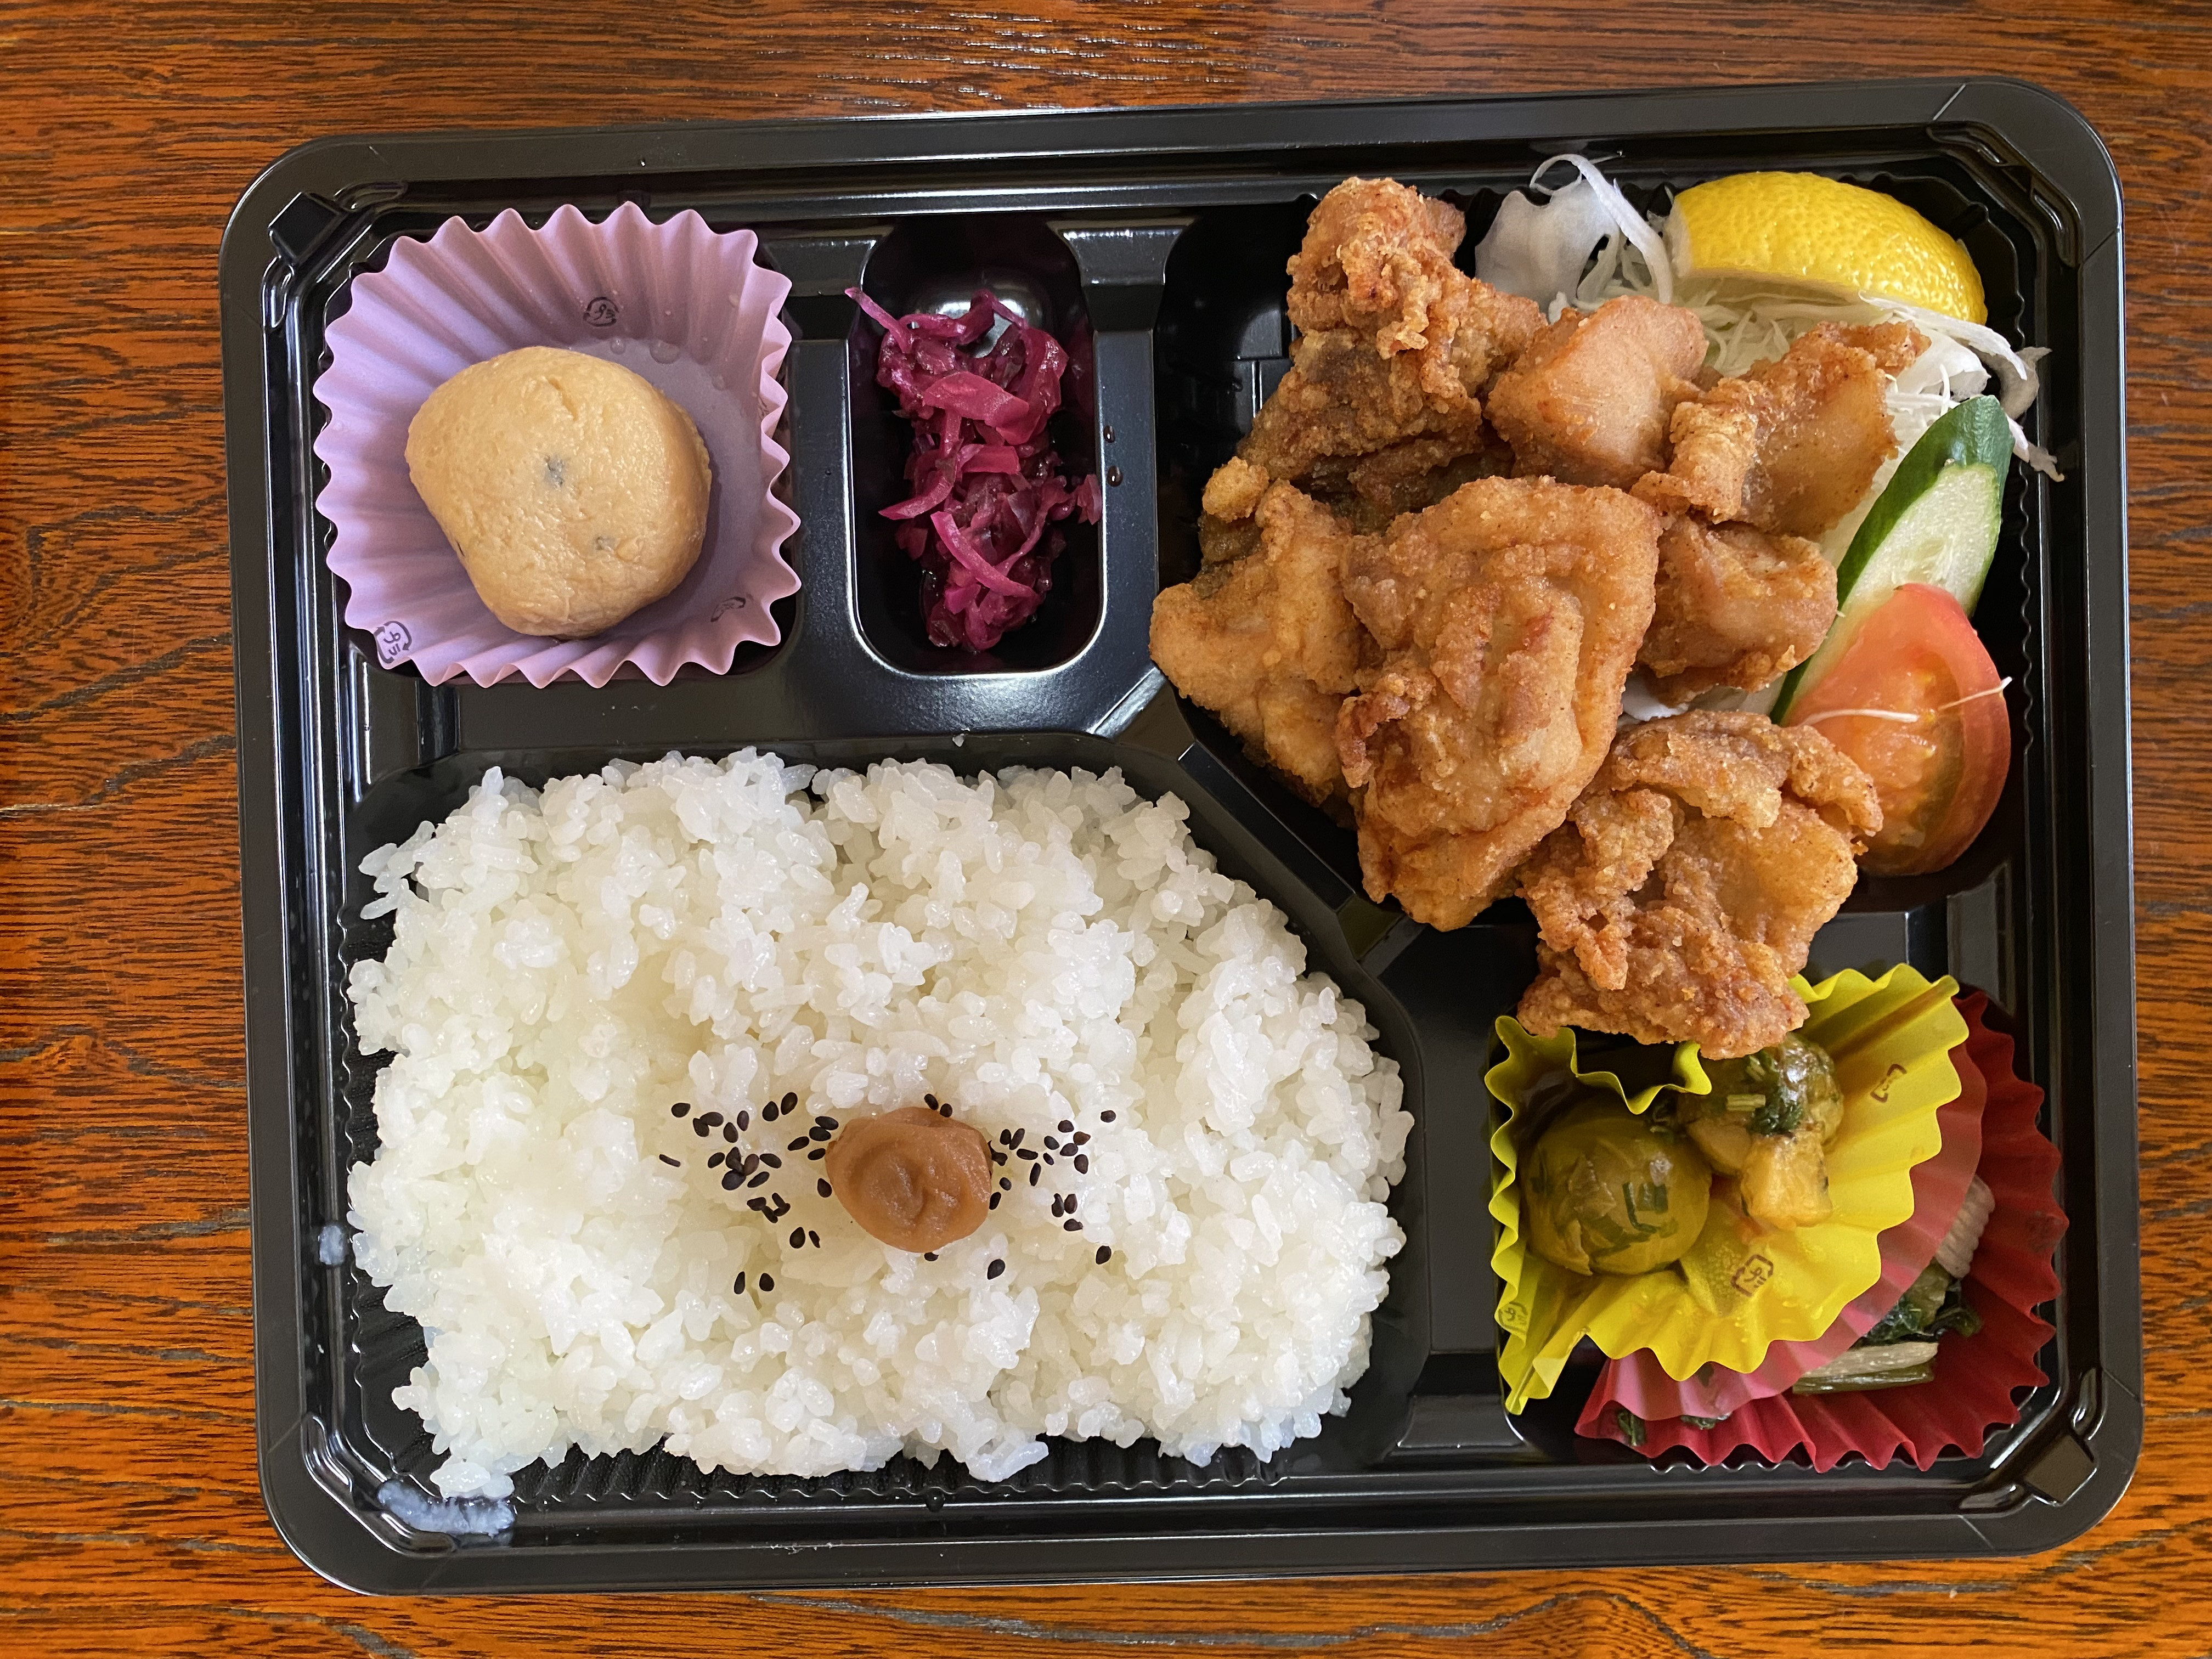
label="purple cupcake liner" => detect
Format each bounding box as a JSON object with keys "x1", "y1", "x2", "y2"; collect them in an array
[{"x1": 313, "y1": 202, "x2": 800, "y2": 687}]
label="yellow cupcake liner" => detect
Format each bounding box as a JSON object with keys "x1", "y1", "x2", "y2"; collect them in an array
[{"x1": 1488, "y1": 964, "x2": 1965, "y2": 1412}]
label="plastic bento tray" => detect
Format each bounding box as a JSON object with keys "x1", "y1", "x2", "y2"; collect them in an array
[{"x1": 221, "y1": 78, "x2": 2136, "y2": 1594}]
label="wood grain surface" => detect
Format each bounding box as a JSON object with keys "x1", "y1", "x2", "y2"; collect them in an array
[{"x1": 2, "y1": 0, "x2": 2203, "y2": 1652}]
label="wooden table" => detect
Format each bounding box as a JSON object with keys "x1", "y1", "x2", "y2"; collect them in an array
[{"x1": 4, "y1": 2, "x2": 2199, "y2": 1652}]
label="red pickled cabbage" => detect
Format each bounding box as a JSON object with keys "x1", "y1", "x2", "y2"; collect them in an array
[{"x1": 849, "y1": 285, "x2": 1101, "y2": 652}]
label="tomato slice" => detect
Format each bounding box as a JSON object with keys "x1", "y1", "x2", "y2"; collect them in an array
[{"x1": 1782, "y1": 583, "x2": 2010, "y2": 877}]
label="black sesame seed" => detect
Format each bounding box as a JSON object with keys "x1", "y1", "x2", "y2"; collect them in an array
[
  {"x1": 699, "y1": 1111, "x2": 723, "y2": 1128},
  {"x1": 1016, "y1": 1148, "x2": 1037, "y2": 1161},
  {"x1": 790, "y1": 1227, "x2": 805, "y2": 1248},
  {"x1": 724, "y1": 1124, "x2": 740, "y2": 1142},
  {"x1": 999, "y1": 1177, "x2": 1011, "y2": 1190},
  {"x1": 761, "y1": 1154, "x2": 782, "y2": 1169},
  {"x1": 759, "y1": 1273, "x2": 775, "y2": 1293},
  {"x1": 989, "y1": 1192, "x2": 1001, "y2": 1209},
  {"x1": 815, "y1": 1115, "x2": 836, "y2": 1130},
  {"x1": 809, "y1": 1126, "x2": 832, "y2": 1142},
  {"x1": 1058, "y1": 1120, "x2": 1074, "y2": 1133},
  {"x1": 1051, "y1": 1195, "x2": 1064, "y2": 1216},
  {"x1": 938, "y1": 1102, "x2": 953, "y2": 1117},
  {"x1": 708, "y1": 1151, "x2": 725, "y2": 1169},
  {"x1": 721, "y1": 1170, "x2": 744, "y2": 1190},
  {"x1": 923, "y1": 1251, "x2": 937, "y2": 1261},
  {"x1": 1073, "y1": 1132, "x2": 1091, "y2": 1144},
  {"x1": 1100, "y1": 1111, "x2": 1116, "y2": 1123},
  {"x1": 762, "y1": 1100, "x2": 779, "y2": 1122},
  {"x1": 991, "y1": 1150, "x2": 1007, "y2": 1165},
  {"x1": 747, "y1": 1171, "x2": 771, "y2": 1188},
  {"x1": 1043, "y1": 1155, "x2": 1056, "y2": 1167},
  {"x1": 1064, "y1": 1218, "x2": 1082, "y2": 1232},
  {"x1": 782, "y1": 1092, "x2": 798, "y2": 1110},
  {"x1": 1096, "y1": 1245, "x2": 1111, "y2": 1265},
  {"x1": 733, "y1": 1272, "x2": 747, "y2": 1293},
  {"x1": 693, "y1": 1119, "x2": 712, "y2": 1137},
  {"x1": 1043, "y1": 1136, "x2": 1059, "y2": 1150},
  {"x1": 742, "y1": 1153, "x2": 760, "y2": 1173},
  {"x1": 1066, "y1": 1193, "x2": 1078, "y2": 1211},
  {"x1": 817, "y1": 1178, "x2": 833, "y2": 1199},
  {"x1": 747, "y1": 1197, "x2": 769, "y2": 1213},
  {"x1": 1074, "y1": 1155, "x2": 1090, "y2": 1173},
  {"x1": 988, "y1": 1259, "x2": 1005, "y2": 1279},
  {"x1": 671, "y1": 1102, "x2": 691, "y2": 1118},
  {"x1": 806, "y1": 1148, "x2": 826, "y2": 1161},
  {"x1": 924, "y1": 1093, "x2": 940, "y2": 1109},
  {"x1": 998, "y1": 1130, "x2": 1013, "y2": 1146},
  {"x1": 808, "y1": 1230, "x2": 820, "y2": 1248},
  {"x1": 787, "y1": 1135, "x2": 810, "y2": 1152},
  {"x1": 658, "y1": 1154, "x2": 680, "y2": 1167},
  {"x1": 736, "y1": 1110, "x2": 751, "y2": 1130},
  {"x1": 1028, "y1": 1164, "x2": 1041, "y2": 1187}
]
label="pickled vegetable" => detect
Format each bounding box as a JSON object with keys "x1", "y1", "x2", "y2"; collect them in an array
[
  {"x1": 1523, "y1": 1097, "x2": 1713, "y2": 1277},
  {"x1": 1791, "y1": 1265, "x2": 1982, "y2": 1394}
]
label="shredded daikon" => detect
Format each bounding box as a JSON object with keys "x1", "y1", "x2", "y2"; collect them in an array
[{"x1": 1473, "y1": 153, "x2": 1673, "y2": 316}]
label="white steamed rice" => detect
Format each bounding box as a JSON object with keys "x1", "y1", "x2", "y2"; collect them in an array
[{"x1": 346, "y1": 752, "x2": 1410, "y2": 1497}]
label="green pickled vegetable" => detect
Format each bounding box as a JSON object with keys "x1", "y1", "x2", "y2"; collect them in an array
[
  {"x1": 1791, "y1": 1266, "x2": 1984, "y2": 1396},
  {"x1": 1860, "y1": 1265, "x2": 1983, "y2": 1347},
  {"x1": 1523, "y1": 1097, "x2": 1713, "y2": 1277}
]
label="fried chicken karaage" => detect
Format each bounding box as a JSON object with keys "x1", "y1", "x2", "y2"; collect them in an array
[
  {"x1": 1235, "y1": 178, "x2": 1542, "y2": 496},
  {"x1": 1485, "y1": 296, "x2": 1709, "y2": 489},
  {"x1": 1151, "y1": 174, "x2": 1921, "y2": 971},
  {"x1": 1149, "y1": 479, "x2": 1365, "y2": 803},
  {"x1": 1515, "y1": 711, "x2": 1882, "y2": 1058},
  {"x1": 1639, "y1": 517, "x2": 1837, "y2": 702},
  {"x1": 1633, "y1": 320, "x2": 1929, "y2": 538},
  {"x1": 1334, "y1": 477, "x2": 1663, "y2": 928}
]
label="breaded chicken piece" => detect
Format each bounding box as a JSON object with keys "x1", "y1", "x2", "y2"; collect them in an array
[
  {"x1": 1240, "y1": 325, "x2": 1492, "y2": 486},
  {"x1": 1333, "y1": 477, "x2": 1662, "y2": 929},
  {"x1": 1303, "y1": 433, "x2": 1515, "y2": 533},
  {"x1": 1640, "y1": 517, "x2": 1838, "y2": 701},
  {"x1": 1286, "y1": 177, "x2": 1469, "y2": 356},
  {"x1": 1236, "y1": 179, "x2": 1542, "y2": 495},
  {"x1": 1634, "y1": 321, "x2": 1929, "y2": 538},
  {"x1": 1150, "y1": 481, "x2": 1365, "y2": 803},
  {"x1": 1486, "y1": 296, "x2": 1709, "y2": 488},
  {"x1": 1515, "y1": 712, "x2": 1882, "y2": 1058}
]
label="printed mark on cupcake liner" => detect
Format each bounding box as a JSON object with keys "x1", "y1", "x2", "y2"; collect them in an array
[
  {"x1": 1496, "y1": 1300, "x2": 1530, "y2": 1334},
  {"x1": 712, "y1": 595, "x2": 750, "y2": 620},
  {"x1": 373, "y1": 621, "x2": 413, "y2": 667},
  {"x1": 1869, "y1": 1062, "x2": 1909, "y2": 1103},
  {"x1": 583, "y1": 295, "x2": 619, "y2": 326},
  {"x1": 1730, "y1": 1254, "x2": 1776, "y2": 1296}
]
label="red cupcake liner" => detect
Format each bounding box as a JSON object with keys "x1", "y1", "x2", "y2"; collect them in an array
[{"x1": 1576, "y1": 991, "x2": 2065, "y2": 1470}]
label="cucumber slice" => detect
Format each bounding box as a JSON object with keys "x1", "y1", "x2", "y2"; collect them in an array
[{"x1": 1772, "y1": 395, "x2": 2011, "y2": 720}]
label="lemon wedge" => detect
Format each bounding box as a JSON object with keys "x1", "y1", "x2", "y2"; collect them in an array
[{"x1": 1665, "y1": 172, "x2": 1987, "y2": 325}]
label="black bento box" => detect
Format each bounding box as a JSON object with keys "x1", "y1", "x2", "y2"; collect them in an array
[{"x1": 221, "y1": 79, "x2": 2135, "y2": 1593}]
